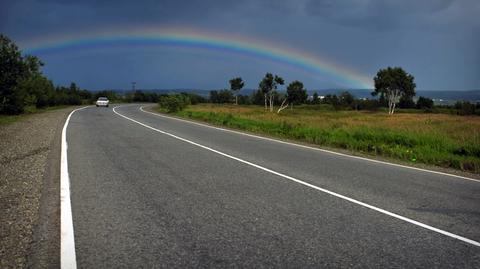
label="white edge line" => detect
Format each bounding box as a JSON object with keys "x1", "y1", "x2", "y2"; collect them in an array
[
  {"x1": 61, "y1": 106, "x2": 89, "y2": 269},
  {"x1": 114, "y1": 105, "x2": 480, "y2": 248},
  {"x1": 139, "y1": 105, "x2": 480, "y2": 183}
]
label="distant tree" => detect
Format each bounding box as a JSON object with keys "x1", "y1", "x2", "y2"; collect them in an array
[
  {"x1": 277, "y1": 80, "x2": 307, "y2": 113},
  {"x1": 416, "y1": 96, "x2": 434, "y2": 110},
  {"x1": 339, "y1": 91, "x2": 355, "y2": 107},
  {"x1": 237, "y1": 95, "x2": 251, "y2": 105},
  {"x1": 78, "y1": 89, "x2": 92, "y2": 101},
  {"x1": 147, "y1": 92, "x2": 160, "y2": 103},
  {"x1": 69, "y1": 82, "x2": 78, "y2": 94},
  {"x1": 129, "y1": 90, "x2": 161, "y2": 103},
  {"x1": 276, "y1": 92, "x2": 288, "y2": 113},
  {"x1": 259, "y1": 73, "x2": 284, "y2": 112},
  {"x1": 322, "y1": 94, "x2": 340, "y2": 109},
  {"x1": 352, "y1": 98, "x2": 380, "y2": 111},
  {"x1": 398, "y1": 95, "x2": 416, "y2": 109},
  {"x1": 92, "y1": 90, "x2": 119, "y2": 102},
  {"x1": 209, "y1": 89, "x2": 233, "y2": 103},
  {"x1": 259, "y1": 73, "x2": 273, "y2": 110},
  {"x1": 250, "y1": 90, "x2": 264, "y2": 106},
  {"x1": 218, "y1": 89, "x2": 234, "y2": 103},
  {"x1": 372, "y1": 67, "x2": 416, "y2": 115},
  {"x1": 454, "y1": 101, "x2": 462, "y2": 110},
  {"x1": 375, "y1": 93, "x2": 388, "y2": 107},
  {"x1": 455, "y1": 101, "x2": 476, "y2": 115},
  {"x1": 398, "y1": 81, "x2": 416, "y2": 109},
  {"x1": 286, "y1": 80, "x2": 307, "y2": 108},
  {"x1": 272, "y1": 75, "x2": 284, "y2": 111},
  {"x1": 180, "y1": 92, "x2": 206, "y2": 105},
  {"x1": 133, "y1": 90, "x2": 146, "y2": 102},
  {"x1": 209, "y1": 90, "x2": 218, "y2": 103},
  {"x1": 229, "y1": 77, "x2": 244, "y2": 105},
  {"x1": 312, "y1": 92, "x2": 320, "y2": 105}
]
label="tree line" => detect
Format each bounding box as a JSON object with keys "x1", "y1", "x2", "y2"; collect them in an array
[
  {"x1": 210, "y1": 73, "x2": 309, "y2": 114},
  {"x1": 0, "y1": 34, "x2": 96, "y2": 114},
  {"x1": 208, "y1": 69, "x2": 479, "y2": 115}
]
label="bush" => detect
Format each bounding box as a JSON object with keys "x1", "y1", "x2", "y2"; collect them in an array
[
  {"x1": 130, "y1": 90, "x2": 164, "y2": 103},
  {"x1": 354, "y1": 99, "x2": 381, "y2": 111},
  {"x1": 158, "y1": 94, "x2": 190, "y2": 113},
  {"x1": 398, "y1": 95, "x2": 416, "y2": 109},
  {"x1": 210, "y1": 89, "x2": 233, "y2": 103},
  {"x1": 416, "y1": 96, "x2": 434, "y2": 110},
  {"x1": 180, "y1": 92, "x2": 207, "y2": 105},
  {"x1": 250, "y1": 90, "x2": 265, "y2": 105},
  {"x1": 339, "y1": 91, "x2": 355, "y2": 107},
  {"x1": 455, "y1": 101, "x2": 476, "y2": 115},
  {"x1": 237, "y1": 94, "x2": 252, "y2": 105}
]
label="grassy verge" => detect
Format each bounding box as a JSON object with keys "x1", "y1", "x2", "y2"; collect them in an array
[
  {"x1": 0, "y1": 105, "x2": 71, "y2": 126},
  {"x1": 163, "y1": 104, "x2": 480, "y2": 173}
]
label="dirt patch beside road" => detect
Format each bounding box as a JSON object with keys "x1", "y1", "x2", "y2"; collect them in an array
[{"x1": 0, "y1": 107, "x2": 76, "y2": 268}]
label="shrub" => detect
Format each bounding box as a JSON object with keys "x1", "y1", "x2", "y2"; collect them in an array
[
  {"x1": 210, "y1": 89, "x2": 233, "y2": 103},
  {"x1": 455, "y1": 101, "x2": 476, "y2": 115},
  {"x1": 355, "y1": 99, "x2": 381, "y2": 111},
  {"x1": 180, "y1": 92, "x2": 206, "y2": 105},
  {"x1": 416, "y1": 96, "x2": 434, "y2": 110},
  {"x1": 158, "y1": 94, "x2": 190, "y2": 113},
  {"x1": 398, "y1": 95, "x2": 416, "y2": 109}
]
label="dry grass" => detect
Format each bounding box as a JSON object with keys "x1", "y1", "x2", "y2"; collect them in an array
[{"x1": 187, "y1": 104, "x2": 480, "y2": 143}]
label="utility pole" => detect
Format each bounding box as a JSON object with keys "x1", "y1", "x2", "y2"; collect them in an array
[{"x1": 132, "y1": 82, "x2": 136, "y2": 92}]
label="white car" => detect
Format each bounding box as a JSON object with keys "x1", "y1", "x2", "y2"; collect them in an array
[{"x1": 96, "y1": 97, "x2": 109, "y2": 107}]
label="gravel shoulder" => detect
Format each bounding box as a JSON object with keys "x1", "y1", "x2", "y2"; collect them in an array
[{"x1": 0, "y1": 107, "x2": 76, "y2": 268}]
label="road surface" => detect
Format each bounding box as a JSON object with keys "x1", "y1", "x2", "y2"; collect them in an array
[{"x1": 65, "y1": 104, "x2": 480, "y2": 268}]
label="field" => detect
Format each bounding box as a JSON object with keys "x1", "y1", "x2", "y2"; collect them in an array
[{"x1": 169, "y1": 104, "x2": 480, "y2": 173}]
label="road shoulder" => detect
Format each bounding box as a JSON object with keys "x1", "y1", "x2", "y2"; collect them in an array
[{"x1": 0, "y1": 107, "x2": 74, "y2": 268}]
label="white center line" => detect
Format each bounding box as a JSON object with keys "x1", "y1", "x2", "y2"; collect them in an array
[{"x1": 114, "y1": 105, "x2": 480, "y2": 248}]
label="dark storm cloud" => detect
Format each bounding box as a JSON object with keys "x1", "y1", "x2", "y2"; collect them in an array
[
  {"x1": 2, "y1": 0, "x2": 477, "y2": 33},
  {"x1": 0, "y1": 0, "x2": 478, "y2": 90},
  {"x1": 0, "y1": 0, "x2": 248, "y2": 37},
  {"x1": 40, "y1": 0, "x2": 243, "y2": 17},
  {"x1": 304, "y1": 0, "x2": 478, "y2": 30}
]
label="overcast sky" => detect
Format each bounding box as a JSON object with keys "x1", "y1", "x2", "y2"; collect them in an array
[{"x1": 1, "y1": 0, "x2": 479, "y2": 91}]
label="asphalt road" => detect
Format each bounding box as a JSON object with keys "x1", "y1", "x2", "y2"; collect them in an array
[{"x1": 66, "y1": 104, "x2": 480, "y2": 268}]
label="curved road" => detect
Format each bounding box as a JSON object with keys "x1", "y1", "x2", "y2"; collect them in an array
[{"x1": 66, "y1": 104, "x2": 480, "y2": 268}]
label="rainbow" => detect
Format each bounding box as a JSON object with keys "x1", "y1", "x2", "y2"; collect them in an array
[{"x1": 22, "y1": 26, "x2": 373, "y2": 88}]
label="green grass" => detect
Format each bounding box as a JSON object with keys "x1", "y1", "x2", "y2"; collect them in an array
[
  {"x1": 0, "y1": 105, "x2": 71, "y2": 126},
  {"x1": 164, "y1": 104, "x2": 480, "y2": 173}
]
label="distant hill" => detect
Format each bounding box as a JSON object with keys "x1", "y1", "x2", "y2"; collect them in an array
[
  {"x1": 238, "y1": 89, "x2": 480, "y2": 103},
  {"x1": 306, "y1": 89, "x2": 480, "y2": 104},
  {"x1": 109, "y1": 88, "x2": 210, "y2": 97},
  {"x1": 306, "y1": 89, "x2": 480, "y2": 103},
  {"x1": 415, "y1": 90, "x2": 480, "y2": 103},
  {"x1": 110, "y1": 88, "x2": 480, "y2": 103}
]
